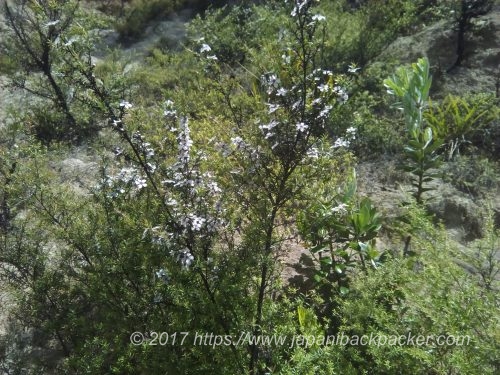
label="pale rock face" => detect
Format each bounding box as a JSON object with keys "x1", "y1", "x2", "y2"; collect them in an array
[{"x1": 375, "y1": 9, "x2": 500, "y2": 96}]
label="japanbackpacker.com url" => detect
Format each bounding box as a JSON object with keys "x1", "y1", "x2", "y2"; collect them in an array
[{"x1": 129, "y1": 331, "x2": 471, "y2": 348}]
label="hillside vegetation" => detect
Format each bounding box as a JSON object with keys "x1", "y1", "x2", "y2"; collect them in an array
[{"x1": 0, "y1": 1, "x2": 499, "y2": 374}]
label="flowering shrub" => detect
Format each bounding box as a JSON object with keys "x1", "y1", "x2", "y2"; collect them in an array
[{"x1": 2, "y1": 1, "x2": 498, "y2": 375}]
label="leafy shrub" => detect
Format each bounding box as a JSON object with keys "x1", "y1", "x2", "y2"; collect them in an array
[
  {"x1": 298, "y1": 170, "x2": 383, "y2": 295},
  {"x1": 384, "y1": 57, "x2": 443, "y2": 204},
  {"x1": 2, "y1": 0, "x2": 120, "y2": 143},
  {"x1": 425, "y1": 93, "x2": 500, "y2": 160},
  {"x1": 333, "y1": 204, "x2": 500, "y2": 374}
]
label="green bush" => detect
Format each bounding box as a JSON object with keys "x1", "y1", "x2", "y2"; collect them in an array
[
  {"x1": 333, "y1": 205, "x2": 500, "y2": 374},
  {"x1": 425, "y1": 94, "x2": 500, "y2": 160}
]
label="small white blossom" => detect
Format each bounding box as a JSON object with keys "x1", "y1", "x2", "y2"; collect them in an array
[
  {"x1": 191, "y1": 216, "x2": 205, "y2": 231},
  {"x1": 146, "y1": 162, "x2": 156, "y2": 173},
  {"x1": 276, "y1": 88, "x2": 288, "y2": 96},
  {"x1": 164, "y1": 99, "x2": 177, "y2": 118},
  {"x1": 231, "y1": 136, "x2": 246, "y2": 149},
  {"x1": 207, "y1": 181, "x2": 222, "y2": 194},
  {"x1": 331, "y1": 203, "x2": 348, "y2": 214},
  {"x1": 312, "y1": 14, "x2": 326, "y2": 22},
  {"x1": 165, "y1": 198, "x2": 178, "y2": 206},
  {"x1": 291, "y1": 0, "x2": 309, "y2": 17},
  {"x1": 134, "y1": 177, "x2": 147, "y2": 190},
  {"x1": 259, "y1": 120, "x2": 279, "y2": 138},
  {"x1": 112, "y1": 119, "x2": 124, "y2": 130},
  {"x1": 333, "y1": 86, "x2": 348, "y2": 104},
  {"x1": 200, "y1": 43, "x2": 212, "y2": 53},
  {"x1": 156, "y1": 269, "x2": 169, "y2": 284},
  {"x1": 268, "y1": 104, "x2": 280, "y2": 114},
  {"x1": 177, "y1": 117, "x2": 193, "y2": 164},
  {"x1": 333, "y1": 137, "x2": 350, "y2": 148},
  {"x1": 119, "y1": 100, "x2": 133, "y2": 109},
  {"x1": 318, "y1": 84, "x2": 329, "y2": 93},
  {"x1": 117, "y1": 167, "x2": 136, "y2": 183},
  {"x1": 307, "y1": 147, "x2": 319, "y2": 159},
  {"x1": 319, "y1": 105, "x2": 333, "y2": 118},
  {"x1": 178, "y1": 250, "x2": 195, "y2": 269},
  {"x1": 282, "y1": 53, "x2": 291, "y2": 64},
  {"x1": 45, "y1": 20, "x2": 60, "y2": 27},
  {"x1": 348, "y1": 64, "x2": 361, "y2": 74},
  {"x1": 296, "y1": 122, "x2": 308, "y2": 132}
]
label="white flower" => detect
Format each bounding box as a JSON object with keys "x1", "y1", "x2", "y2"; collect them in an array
[
  {"x1": 231, "y1": 136, "x2": 246, "y2": 149},
  {"x1": 319, "y1": 105, "x2": 332, "y2": 118},
  {"x1": 268, "y1": 104, "x2": 280, "y2": 114},
  {"x1": 296, "y1": 122, "x2": 308, "y2": 132},
  {"x1": 312, "y1": 14, "x2": 326, "y2": 22},
  {"x1": 45, "y1": 20, "x2": 60, "y2": 27},
  {"x1": 178, "y1": 250, "x2": 195, "y2": 269},
  {"x1": 276, "y1": 88, "x2": 288, "y2": 96},
  {"x1": 156, "y1": 269, "x2": 169, "y2": 284},
  {"x1": 333, "y1": 137, "x2": 350, "y2": 148},
  {"x1": 282, "y1": 53, "x2": 291, "y2": 64},
  {"x1": 348, "y1": 64, "x2": 361, "y2": 74},
  {"x1": 191, "y1": 216, "x2": 206, "y2": 231},
  {"x1": 318, "y1": 84, "x2": 329, "y2": 93},
  {"x1": 291, "y1": 0, "x2": 309, "y2": 17},
  {"x1": 119, "y1": 100, "x2": 133, "y2": 109},
  {"x1": 292, "y1": 100, "x2": 303, "y2": 110},
  {"x1": 200, "y1": 43, "x2": 212, "y2": 53},
  {"x1": 177, "y1": 117, "x2": 192, "y2": 164},
  {"x1": 333, "y1": 86, "x2": 348, "y2": 104},
  {"x1": 165, "y1": 198, "x2": 178, "y2": 206},
  {"x1": 207, "y1": 181, "x2": 222, "y2": 194},
  {"x1": 307, "y1": 147, "x2": 319, "y2": 159},
  {"x1": 259, "y1": 120, "x2": 279, "y2": 133},
  {"x1": 331, "y1": 203, "x2": 348, "y2": 214},
  {"x1": 117, "y1": 167, "x2": 135, "y2": 183},
  {"x1": 164, "y1": 100, "x2": 177, "y2": 118},
  {"x1": 206, "y1": 55, "x2": 218, "y2": 60},
  {"x1": 134, "y1": 178, "x2": 147, "y2": 190},
  {"x1": 146, "y1": 162, "x2": 156, "y2": 173},
  {"x1": 63, "y1": 37, "x2": 78, "y2": 46}
]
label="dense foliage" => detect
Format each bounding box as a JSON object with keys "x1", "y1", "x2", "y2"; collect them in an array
[{"x1": 0, "y1": 0, "x2": 499, "y2": 374}]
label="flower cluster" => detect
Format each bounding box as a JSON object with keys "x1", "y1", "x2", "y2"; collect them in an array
[
  {"x1": 290, "y1": 0, "x2": 315, "y2": 17},
  {"x1": 178, "y1": 250, "x2": 195, "y2": 269},
  {"x1": 198, "y1": 41, "x2": 218, "y2": 60},
  {"x1": 163, "y1": 99, "x2": 177, "y2": 119},
  {"x1": 156, "y1": 268, "x2": 169, "y2": 284},
  {"x1": 258, "y1": 66, "x2": 349, "y2": 151},
  {"x1": 99, "y1": 166, "x2": 149, "y2": 197},
  {"x1": 131, "y1": 131, "x2": 156, "y2": 171},
  {"x1": 175, "y1": 117, "x2": 193, "y2": 165}
]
